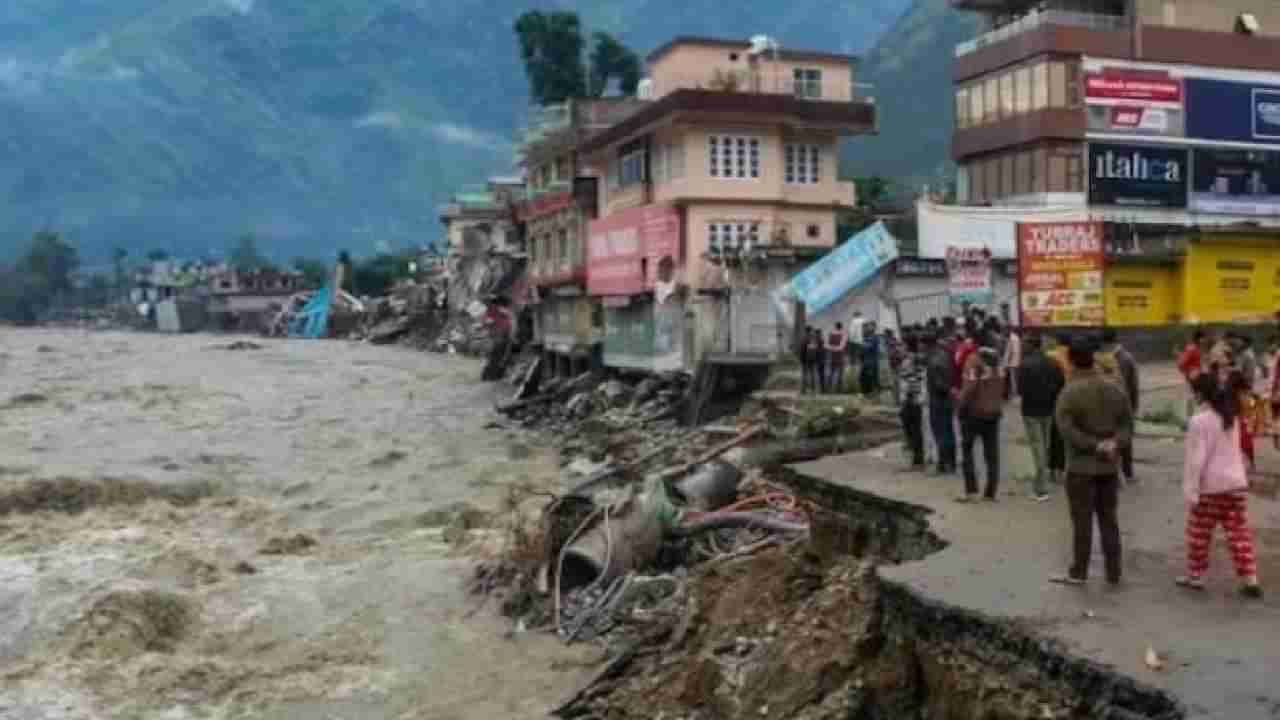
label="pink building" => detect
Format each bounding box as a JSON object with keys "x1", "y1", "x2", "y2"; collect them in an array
[{"x1": 579, "y1": 36, "x2": 878, "y2": 371}]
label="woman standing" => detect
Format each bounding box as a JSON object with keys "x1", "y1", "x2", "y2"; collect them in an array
[{"x1": 1178, "y1": 375, "x2": 1263, "y2": 598}]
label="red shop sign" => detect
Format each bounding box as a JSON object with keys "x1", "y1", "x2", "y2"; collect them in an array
[{"x1": 587, "y1": 204, "x2": 682, "y2": 296}]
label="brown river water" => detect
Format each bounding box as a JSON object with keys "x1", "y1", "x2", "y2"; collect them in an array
[{"x1": 0, "y1": 328, "x2": 594, "y2": 720}]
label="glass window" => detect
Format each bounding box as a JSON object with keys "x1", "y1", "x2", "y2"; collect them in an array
[
  {"x1": 1066, "y1": 154, "x2": 1083, "y2": 192},
  {"x1": 1000, "y1": 73, "x2": 1015, "y2": 119},
  {"x1": 1050, "y1": 62, "x2": 1067, "y2": 108},
  {"x1": 709, "y1": 135, "x2": 720, "y2": 177},
  {"x1": 652, "y1": 143, "x2": 666, "y2": 183},
  {"x1": 1015, "y1": 67, "x2": 1030, "y2": 115},
  {"x1": 984, "y1": 77, "x2": 998, "y2": 123},
  {"x1": 784, "y1": 144, "x2": 821, "y2": 184},
  {"x1": 793, "y1": 68, "x2": 823, "y2": 99},
  {"x1": 1002, "y1": 154, "x2": 1015, "y2": 198},
  {"x1": 669, "y1": 141, "x2": 685, "y2": 178},
  {"x1": 985, "y1": 159, "x2": 999, "y2": 202},
  {"x1": 956, "y1": 89, "x2": 970, "y2": 129},
  {"x1": 709, "y1": 223, "x2": 722, "y2": 253},
  {"x1": 1066, "y1": 62, "x2": 1081, "y2": 107},
  {"x1": 785, "y1": 144, "x2": 796, "y2": 183},
  {"x1": 1030, "y1": 148, "x2": 1041, "y2": 193},
  {"x1": 970, "y1": 83, "x2": 983, "y2": 125},
  {"x1": 710, "y1": 135, "x2": 761, "y2": 179},
  {"x1": 1049, "y1": 155, "x2": 1068, "y2": 192},
  {"x1": 1033, "y1": 62, "x2": 1049, "y2": 110}
]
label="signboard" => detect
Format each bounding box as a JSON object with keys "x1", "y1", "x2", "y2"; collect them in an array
[
  {"x1": 1087, "y1": 142, "x2": 1187, "y2": 208},
  {"x1": 894, "y1": 257, "x2": 947, "y2": 278},
  {"x1": 777, "y1": 221, "x2": 898, "y2": 315},
  {"x1": 946, "y1": 245, "x2": 993, "y2": 307},
  {"x1": 1189, "y1": 147, "x2": 1280, "y2": 215},
  {"x1": 1085, "y1": 67, "x2": 1184, "y2": 138},
  {"x1": 916, "y1": 200, "x2": 1016, "y2": 259},
  {"x1": 1017, "y1": 222, "x2": 1105, "y2": 328},
  {"x1": 587, "y1": 204, "x2": 681, "y2": 296},
  {"x1": 1185, "y1": 78, "x2": 1280, "y2": 145}
]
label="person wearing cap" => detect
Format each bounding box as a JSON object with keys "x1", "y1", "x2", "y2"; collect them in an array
[{"x1": 1051, "y1": 337, "x2": 1134, "y2": 587}]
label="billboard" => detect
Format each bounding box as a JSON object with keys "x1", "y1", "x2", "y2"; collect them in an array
[
  {"x1": 946, "y1": 245, "x2": 993, "y2": 307},
  {"x1": 1185, "y1": 78, "x2": 1280, "y2": 145},
  {"x1": 1189, "y1": 147, "x2": 1280, "y2": 215},
  {"x1": 1087, "y1": 142, "x2": 1187, "y2": 208},
  {"x1": 777, "y1": 221, "x2": 898, "y2": 315},
  {"x1": 916, "y1": 200, "x2": 1017, "y2": 259},
  {"x1": 1017, "y1": 222, "x2": 1105, "y2": 328},
  {"x1": 1084, "y1": 67, "x2": 1184, "y2": 138},
  {"x1": 587, "y1": 204, "x2": 681, "y2": 296}
]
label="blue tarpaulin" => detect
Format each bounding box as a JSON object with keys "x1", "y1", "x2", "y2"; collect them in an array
[
  {"x1": 775, "y1": 221, "x2": 899, "y2": 315},
  {"x1": 290, "y1": 286, "x2": 332, "y2": 339}
]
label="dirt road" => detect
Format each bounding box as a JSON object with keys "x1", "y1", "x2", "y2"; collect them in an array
[{"x1": 0, "y1": 329, "x2": 593, "y2": 720}]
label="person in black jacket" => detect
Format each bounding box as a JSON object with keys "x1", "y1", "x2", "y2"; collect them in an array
[
  {"x1": 1017, "y1": 333, "x2": 1065, "y2": 501},
  {"x1": 925, "y1": 331, "x2": 957, "y2": 474}
]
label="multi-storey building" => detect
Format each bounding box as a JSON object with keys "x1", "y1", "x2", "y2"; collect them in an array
[
  {"x1": 945, "y1": 0, "x2": 1280, "y2": 329},
  {"x1": 578, "y1": 36, "x2": 877, "y2": 372},
  {"x1": 518, "y1": 99, "x2": 644, "y2": 375}
]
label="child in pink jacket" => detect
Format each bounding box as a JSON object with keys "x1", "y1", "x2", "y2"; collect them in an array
[{"x1": 1179, "y1": 375, "x2": 1263, "y2": 598}]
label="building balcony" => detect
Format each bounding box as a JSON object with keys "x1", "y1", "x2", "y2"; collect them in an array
[
  {"x1": 516, "y1": 99, "x2": 648, "y2": 164},
  {"x1": 955, "y1": 8, "x2": 1128, "y2": 58},
  {"x1": 643, "y1": 71, "x2": 876, "y2": 106}
]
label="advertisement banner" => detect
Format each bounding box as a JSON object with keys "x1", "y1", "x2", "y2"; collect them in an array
[
  {"x1": 1087, "y1": 142, "x2": 1188, "y2": 208},
  {"x1": 587, "y1": 204, "x2": 681, "y2": 296},
  {"x1": 1017, "y1": 222, "x2": 1105, "y2": 328},
  {"x1": 1189, "y1": 147, "x2": 1280, "y2": 215},
  {"x1": 777, "y1": 221, "x2": 898, "y2": 316},
  {"x1": 1185, "y1": 78, "x2": 1280, "y2": 145},
  {"x1": 1085, "y1": 68, "x2": 1184, "y2": 138},
  {"x1": 916, "y1": 201, "x2": 1016, "y2": 259},
  {"x1": 946, "y1": 246, "x2": 993, "y2": 307}
]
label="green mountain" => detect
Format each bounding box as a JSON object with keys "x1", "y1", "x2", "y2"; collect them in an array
[
  {"x1": 842, "y1": 0, "x2": 980, "y2": 195},
  {"x1": 0, "y1": 0, "x2": 912, "y2": 262}
]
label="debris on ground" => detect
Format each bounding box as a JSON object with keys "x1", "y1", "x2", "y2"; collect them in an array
[
  {"x1": 211, "y1": 340, "x2": 264, "y2": 351},
  {"x1": 259, "y1": 533, "x2": 318, "y2": 556}
]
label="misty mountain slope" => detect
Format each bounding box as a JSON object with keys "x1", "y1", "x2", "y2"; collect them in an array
[
  {"x1": 842, "y1": 0, "x2": 979, "y2": 193},
  {"x1": 0, "y1": 0, "x2": 912, "y2": 261}
]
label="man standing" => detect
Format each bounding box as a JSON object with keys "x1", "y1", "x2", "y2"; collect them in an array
[
  {"x1": 1017, "y1": 334, "x2": 1063, "y2": 502},
  {"x1": 799, "y1": 326, "x2": 821, "y2": 394},
  {"x1": 860, "y1": 322, "x2": 881, "y2": 398},
  {"x1": 1003, "y1": 324, "x2": 1022, "y2": 399},
  {"x1": 956, "y1": 338, "x2": 1006, "y2": 502},
  {"x1": 1052, "y1": 338, "x2": 1133, "y2": 587},
  {"x1": 886, "y1": 328, "x2": 904, "y2": 406},
  {"x1": 898, "y1": 332, "x2": 927, "y2": 468},
  {"x1": 825, "y1": 322, "x2": 849, "y2": 392},
  {"x1": 1101, "y1": 328, "x2": 1140, "y2": 482},
  {"x1": 848, "y1": 310, "x2": 865, "y2": 383},
  {"x1": 926, "y1": 330, "x2": 958, "y2": 475}
]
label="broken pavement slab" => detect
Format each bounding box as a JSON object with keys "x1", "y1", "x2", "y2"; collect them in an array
[{"x1": 795, "y1": 415, "x2": 1280, "y2": 720}]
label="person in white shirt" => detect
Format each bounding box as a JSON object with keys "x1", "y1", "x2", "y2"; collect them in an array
[{"x1": 849, "y1": 311, "x2": 865, "y2": 381}]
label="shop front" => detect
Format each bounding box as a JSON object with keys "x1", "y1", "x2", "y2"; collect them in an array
[
  {"x1": 1180, "y1": 235, "x2": 1280, "y2": 325},
  {"x1": 587, "y1": 203, "x2": 687, "y2": 373}
]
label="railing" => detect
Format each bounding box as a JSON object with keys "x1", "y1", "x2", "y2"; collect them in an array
[
  {"x1": 525, "y1": 179, "x2": 572, "y2": 201},
  {"x1": 642, "y1": 71, "x2": 876, "y2": 105},
  {"x1": 954, "y1": 8, "x2": 1128, "y2": 56}
]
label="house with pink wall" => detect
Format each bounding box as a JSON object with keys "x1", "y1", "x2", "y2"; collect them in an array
[{"x1": 579, "y1": 36, "x2": 878, "y2": 371}]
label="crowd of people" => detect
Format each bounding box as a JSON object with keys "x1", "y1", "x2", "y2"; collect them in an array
[{"x1": 798, "y1": 308, "x2": 1268, "y2": 600}]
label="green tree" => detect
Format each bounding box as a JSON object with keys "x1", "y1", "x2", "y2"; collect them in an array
[
  {"x1": 514, "y1": 11, "x2": 587, "y2": 105},
  {"x1": 229, "y1": 233, "x2": 273, "y2": 271},
  {"x1": 855, "y1": 176, "x2": 894, "y2": 209},
  {"x1": 147, "y1": 249, "x2": 170, "y2": 262},
  {"x1": 112, "y1": 247, "x2": 129, "y2": 295},
  {"x1": 18, "y1": 230, "x2": 79, "y2": 296},
  {"x1": 587, "y1": 32, "x2": 642, "y2": 97},
  {"x1": 291, "y1": 257, "x2": 330, "y2": 289}
]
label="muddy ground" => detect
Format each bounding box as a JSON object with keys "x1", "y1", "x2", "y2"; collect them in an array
[{"x1": 0, "y1": 328, "x2": 597, "y2": 720}]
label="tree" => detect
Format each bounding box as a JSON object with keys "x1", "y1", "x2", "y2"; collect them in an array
[
  {"x1": 588, "y1": 32, "x2": 641, "y2": 97},
  {"x1": 18, "y1": 231, "x2": 79, "y2": 296},
  {"x1": 112, "y1": 247, "x2": 129, "y2": 294},
  {"x1": 229, "y1": 233, "x2": 272, "y2": 271},
  {"x1": 147, "y1": 249, "x2": 170, "y2": 262},
  {"x1": 514, "y1": 11, "x2": 587, "y2": 105},
  {"x1": 855, "y1": 176, "x2": 894, "y2": 209}
]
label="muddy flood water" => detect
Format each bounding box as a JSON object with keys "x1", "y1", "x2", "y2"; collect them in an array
[{"x1": 0, "y1": 328, "x2": 596, "y2": 719}]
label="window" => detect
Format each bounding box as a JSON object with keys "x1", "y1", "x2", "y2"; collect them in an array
[
  {"x1": 793, "y1": 68, "x2": 822, "y2": 99},
  {"x1": 1049, "y1": 62, "x2": 1067, "y2": 108},
  {"x1": 1014, "y1": 67, "x2": 1030, "y2": 115},
  {"x1": 554, "y1": 156, "x2": 571, "y2": 181},
  {"x1": 669, "y1": 141, "x2": 685, "y2": 179},
  {"x1": 1029, "y1": 149, "x2": 1041, "y2": 193},
  {"x1": 617, "y1": 141, "x2": 647, "y2": 187},
  {"x1": 1002, "y1": 154, "x2": 1015, "y2": 198},
  {"x1": 709, "y1": 135, "x2": 761, "y2": 179},
  {"x1": 1000, "y1": 73, "x2": 1014, "y2": 119},
  {"x1": 785, "y1": 143, "x2": 821, "y2": 184},
  {"x1": 970, "y1": 83, "x2": 983, "y2": 125},
  {"x1": 708, "y1": 221, "x2": 761, "y2": 253},
  {"x1": 557, "y1": 229, "x2": 569, "y2": 266},
  {"x1": 652, "y1": 143, "x2": 667, "y2": 183},
  {"x1": 1066, "y1": 154, "x2": 1083, "y2": 192},
  {"x1": 1033, "y1": 62, "x2": 1049, "y2": 110},
  {"x1": 1065, "y1": 62, "x2": 1081, "y2": 107},
  {"x1": 984, "y1": 78, "x2": 998, "y2": 124},
  {"x1": 956, "y1": 88, "x2": 970, "y2": 129}
]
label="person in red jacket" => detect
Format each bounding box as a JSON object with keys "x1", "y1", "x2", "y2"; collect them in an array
[{"x1": 952, "y1": 320, "x2": 978, "y2": 392}]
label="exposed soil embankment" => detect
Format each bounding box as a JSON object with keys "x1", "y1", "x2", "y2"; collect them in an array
[{"x1": 553, "y1": 468, "x2": 1186, "y2": 720}]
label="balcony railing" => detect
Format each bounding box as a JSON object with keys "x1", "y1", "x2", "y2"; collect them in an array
[
  {"x1": 642, "y1": 71, "x2": 876, "y2": 105},
  {"x1": 954, "y1": 8, "x2": 1128, "y2": 56}
]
